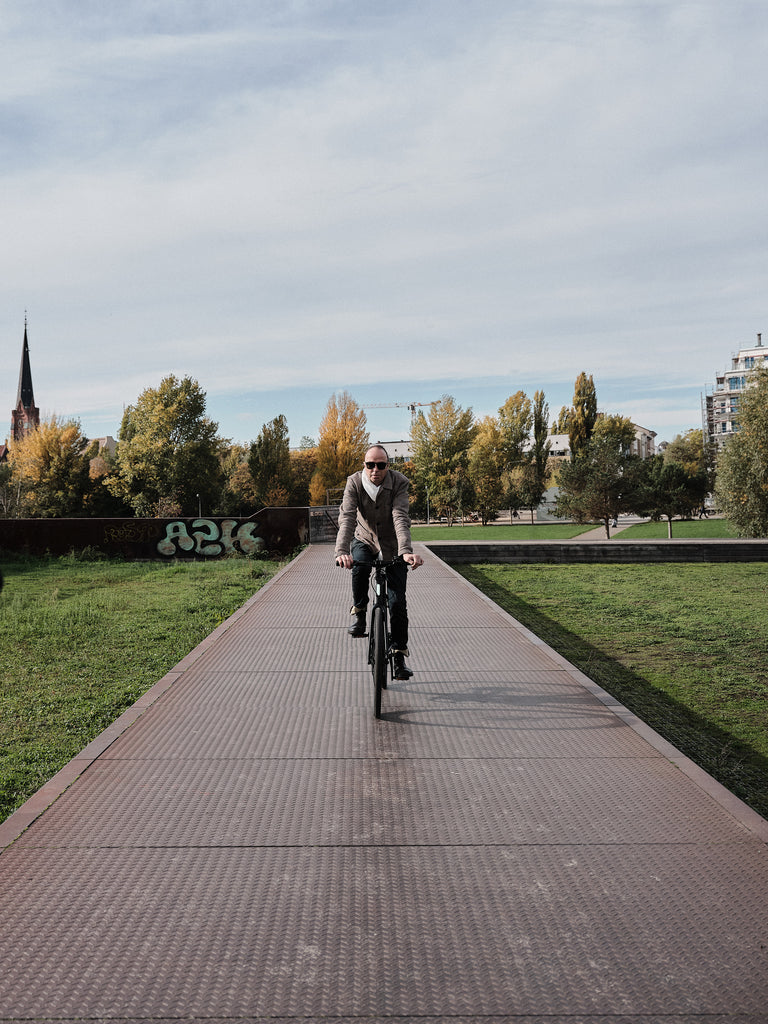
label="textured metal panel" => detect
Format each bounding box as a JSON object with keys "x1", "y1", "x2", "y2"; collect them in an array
[
  {"x1": 153, "y1": 668, "x2": 374, "y2": 708},
  {"x1": 249, "y1": 592, "x2": 515, "y2": 629},
  {"x1": 1, "y1": 845, "x2": 767, "y2": 1018},
  {"x1": 183, "y1": 627, "x2": 369, "y2": 674},
  {"x1": 10, "y1": 1018, "x2": 757, "y2": 1024},
  {"x1": 148, "y1": 667, "x2": 595, "y2": 711},
  {"x1": 184, "y1": 625, "x2": 558, "y2": 677},
  {"x1": 16, "y1": 756, "x2": 754, "y2": 850},
  {"x1": 3, "y1": 542, "x2": 768, "y2": 1023},
  {"x1": 101, "y1": 697, "x2": 654, "y2": 760}
]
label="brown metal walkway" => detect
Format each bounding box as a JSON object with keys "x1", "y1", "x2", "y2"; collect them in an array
[{"x1": 1, "y1": 543, "x2": 768, "y2": 1022}]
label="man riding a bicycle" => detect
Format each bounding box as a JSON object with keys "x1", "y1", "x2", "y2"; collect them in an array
[{"x1": 335, "y1": 444, "x2": 423, "y2": 680}]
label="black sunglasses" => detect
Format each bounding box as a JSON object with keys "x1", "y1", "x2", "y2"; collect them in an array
[{"x1": 365, "y1": 461, "x2": 388, "y2": 470}]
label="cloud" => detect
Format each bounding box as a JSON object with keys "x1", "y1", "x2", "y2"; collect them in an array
[{"x1": 2, "y1": 1, "x2": 767, "y2": 446}]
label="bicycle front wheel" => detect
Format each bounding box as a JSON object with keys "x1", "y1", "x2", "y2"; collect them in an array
[{"x1": 371, "y1": 605, "x2": 386, "y2": 718}]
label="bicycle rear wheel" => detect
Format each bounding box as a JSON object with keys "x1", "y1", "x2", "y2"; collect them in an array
[{"x1": 371, "y1": 605, "x2": 386, "y2": 718}]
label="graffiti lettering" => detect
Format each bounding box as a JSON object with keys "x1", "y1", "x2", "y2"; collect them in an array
[
  {"x1": 104, "y1": 523, "x2": 157, "y2": 543},
  {"x1": 157, "y1": 519, "x2": 265, "y2": 558}
]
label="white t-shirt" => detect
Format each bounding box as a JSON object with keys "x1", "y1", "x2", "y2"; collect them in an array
[{"x1": 362, "y1": 475, "x2": 381, "y2": 502}]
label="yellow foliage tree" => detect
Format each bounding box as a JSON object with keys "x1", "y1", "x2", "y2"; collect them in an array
[
  {"x1": 8, "y1": 416, "x2": 94, "y2": 517},
  {"x1": 467, "y1": 416, "x2": 506, "y2": 524},
  {"x1": 309, "y1": 392, "x2": 369, "y2": 505}
]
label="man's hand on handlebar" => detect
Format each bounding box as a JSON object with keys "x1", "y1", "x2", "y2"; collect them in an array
[{"x1": 335, "y1": 552, "x2": 423, "y2": 569}]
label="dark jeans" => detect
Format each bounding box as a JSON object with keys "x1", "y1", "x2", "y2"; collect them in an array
[{"x1": 350, "y1": 538, "x2": 409, "y2": 650}]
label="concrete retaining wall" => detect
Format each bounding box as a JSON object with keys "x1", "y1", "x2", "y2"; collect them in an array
[{"x1": 423, "y1": 540, "x2": 768, "y2": 563}]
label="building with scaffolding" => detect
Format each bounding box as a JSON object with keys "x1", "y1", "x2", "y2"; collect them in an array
[{"x1": 703, "y1": 333, "x2": 768, "y2": 447}]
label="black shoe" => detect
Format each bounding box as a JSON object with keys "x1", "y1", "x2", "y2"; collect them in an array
[
  {"x1": 392, "y1": 652, "x2": 413, "y2": 680},
  {"x1": 348, "y1": 611, "x2": 366, "y2": 637}
]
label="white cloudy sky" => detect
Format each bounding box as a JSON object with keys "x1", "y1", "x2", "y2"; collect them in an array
[{"x1": 3, "y1": 0, "x2": 766, "y2": 447}]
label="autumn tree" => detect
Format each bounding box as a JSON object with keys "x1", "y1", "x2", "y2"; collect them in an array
[
  {"x1": 663, "y1": 428, "x2": 705, "y2": 473},
  {"x1": 7, "y1": 416, "x2": 95, "y2": 517},
  {"x1": 568, "y1": 372, "x2": 598, "y2": 458},
  {"x1": 107, "y1": 375, "x2": 225, "y2": 517},
  {"x1": 531, "y1": 391, "x2": 551, "y2": 475},
  {"x1": 552, "y1": 406, "x2": 571, "y2": 434},
  {"x1": 249, "y1": 414, "x2": 293, "y2": 507},
  {"x1": 664, "y1": 428, "x2": 716, "y2": 494},
  {"x1": 467, "y1": 416, "x2": 506, "y2": 524},
  {"x1": 309, "y1": 392, "x2": 369, "y2": 505},
  {"x1": 411, "y1": 395, "x2": 475, "y2": 524},
  {"x1": 593, "y1": 413, "x2": 636, "y2": 451},
  {"x1": 715, "y1": 366, "x2": 768, "y2": 536},
  {"x1": 516, "y1": 389, "x2": 552, "y2": 523},
  {"x1": 0, "y1": 462, "x2": 17, "y2": 517},
  {"x1": 498, "y1": 391, "x2": 532, "y2": 468},
  {"x1": 493, "y1": 391, "x2": 532, "y2": 519}
]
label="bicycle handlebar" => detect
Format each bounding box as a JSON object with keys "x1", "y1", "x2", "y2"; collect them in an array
[{"x1": 334, "y1": 555, "x2": 408, "y2": 568}]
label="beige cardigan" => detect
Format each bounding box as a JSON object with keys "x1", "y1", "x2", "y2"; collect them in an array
[{"x1": 334, "y1": 469, "x2": 414, "y2": 561}]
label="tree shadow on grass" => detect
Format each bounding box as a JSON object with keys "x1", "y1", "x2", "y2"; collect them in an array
[{"x1": 462, "y1": 566, "x2": 768, "y2": 822}]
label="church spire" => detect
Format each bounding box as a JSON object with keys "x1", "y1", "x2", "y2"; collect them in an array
[
  {"x1": 11, "y1": 316, "x2": 40, "y2": 443},
  {"x1": 17, "y1": 316, "x2": 35, "y2": 408}
]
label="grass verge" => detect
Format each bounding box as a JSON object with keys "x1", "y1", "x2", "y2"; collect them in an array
[
  {"x1": 0, "y1": 553, "x2": 283, "y2": 823},
  {"x1": 619, "y1": 519, "x2": 738, "y2": 538},
  {"x1": 457, "y1": 562, "x2": 768, "y2": 820},
  {"x1": 412, "y1": 523, "x2": 592, "y2": 541}
]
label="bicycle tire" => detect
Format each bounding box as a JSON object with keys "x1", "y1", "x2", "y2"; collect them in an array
[{"x1": 372, "y1": 605, "x2": 386, "y2": 718}]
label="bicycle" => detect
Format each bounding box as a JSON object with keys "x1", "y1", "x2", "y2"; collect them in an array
[
  {"x1": 366, "y1": 556, "x2": 399, "y2": 719},
  {"x1": 336, "y1": 554, "x2": 401, "y2": 718}
]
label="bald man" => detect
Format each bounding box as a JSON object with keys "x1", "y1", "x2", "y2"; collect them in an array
[{"x1": 335, "y1": 445, "x2": 422, "y2": 679}]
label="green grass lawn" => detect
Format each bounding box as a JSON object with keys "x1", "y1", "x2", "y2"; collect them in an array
[
  {"x1": 412, "y1": 522, "x2": 592, "y2": 541},
  {"x1": 0, "y1": 554, "x2": 281, "y2": 823},
  {"x1": 413, "y1": 518, "x2": 737, "y2": 541},
  {"x1": 458, "y1": 562, "x2": 768, "y2": 819},
  {"x1": 619, "y1": 518, "x2": 738, "y2": 538}
]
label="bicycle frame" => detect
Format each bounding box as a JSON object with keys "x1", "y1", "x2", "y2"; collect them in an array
[
  {"x1": 337, "y1": 554, "x2": 400, "y2": 718},
  {"x1": 367, "y1": 559, "x2": 397, "y2": 717}
]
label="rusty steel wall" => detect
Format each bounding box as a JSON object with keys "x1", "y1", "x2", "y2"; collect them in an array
[{"x1": 0, "y1": 506, "x2": 314, "y2": 559}]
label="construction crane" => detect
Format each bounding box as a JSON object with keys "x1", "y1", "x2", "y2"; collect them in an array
[{"x1": 362, "y1": 400, "x2": 441, "y2": 422}]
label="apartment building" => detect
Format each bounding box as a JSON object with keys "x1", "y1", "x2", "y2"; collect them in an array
[{"x1": 703, "y1": 333, "x2": 768, "y2": 447}]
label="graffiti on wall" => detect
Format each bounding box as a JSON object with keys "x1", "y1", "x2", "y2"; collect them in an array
[
  {"x1": 2, "y1": 508, "x2": 311, "y2": 559},
  {"x1": 157, "y1": 519, "x2": 265, "y2": 558},
  {"x1": 104, "y1": 522, "x2": 159, "y2": 544}
]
